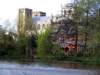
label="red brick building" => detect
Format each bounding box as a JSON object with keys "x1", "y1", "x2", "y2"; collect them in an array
[{"x1": 53, "y1": 26, "x2": 85, "y2": 55}]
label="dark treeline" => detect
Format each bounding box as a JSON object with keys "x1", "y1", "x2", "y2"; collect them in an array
[{"x1": 0, "y1": 29, "x2": 37, "y2": 58}]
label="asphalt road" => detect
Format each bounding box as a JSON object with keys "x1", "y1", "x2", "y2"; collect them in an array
[{"x1": 0, "y1": 68, "x2": 99, "y2": 75}]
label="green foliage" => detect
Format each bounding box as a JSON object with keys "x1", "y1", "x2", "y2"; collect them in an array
[
  {"x1": 37, "y1": 27, "x2": 53, "y2": 59},
  {"x1": 0, "y1": 29, "x2": 37, "y2": 58},
  {"x1": 52, "y1": 45, "x2": 65, "y2": 60},
  {"x1": 15, "y1": 35, "x2": 37, "y2": 58},
  {"x1": 73, "y1": 0, "x2": 100, "y2": 58},
  {"x1": 0, "y1": 30, "x2": 16, "y2": 57}
]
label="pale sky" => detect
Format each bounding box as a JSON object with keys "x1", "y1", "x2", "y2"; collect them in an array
[{"x1": 0, "y1": 0, "x2": 71, "y2": 30}]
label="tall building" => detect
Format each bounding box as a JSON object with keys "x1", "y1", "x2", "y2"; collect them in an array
[
  {"x1": 18, "y1": 3, "x2": 74, "y2": 36},
  {"x1": 18, "y1": 8, "x2": 32, "y2": 36},
  {"x1": 61, "y1": 3, "x2": 74, "y2": 19},
  {"x1": 32, "y1": 16, "x2": 51, "y2": 35},
  {"x1": 18, "y1": 4, "x2": 85, "y2": 54},
  {"x1": 18, "y1": 8, "x2": 53, "y2": 36}
]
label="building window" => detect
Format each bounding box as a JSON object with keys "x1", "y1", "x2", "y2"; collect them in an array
[
  {"x1": 59, "y1": 37, "x2": 64, "y2": 42},
  {"x1": 47, "y1": 24, "x2": 49, "y2": 27},
  {"x1": 56, "y1": 17, "x2": 58, "y2": 20},
  {"x1": 27, "y1": 12, "x2": 29, "y2": 18},
  {"x1": 34, "y1": 14, "x2": 37, "y2": 17},
  {"x1": 64, "y1": 10, "x2": 67, "y2": 15},
  {"x1": 68, "y1": 9, "x2": 72, "y2": 14},
  {"x1": 20, "y1": 10, "x2": 23, "y2": 14},
  {"x1": 42, "y1": 24, "x2": 45, "y2": 29},
  {"x1": 37, "y1": 24, "x2": 40, "y2": 30}
]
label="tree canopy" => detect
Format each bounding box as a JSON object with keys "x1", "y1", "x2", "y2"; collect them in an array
[{"x1": 37, "y1": 27, "x2": 53, "y2": 59}]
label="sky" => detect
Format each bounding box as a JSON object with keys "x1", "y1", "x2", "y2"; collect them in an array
[{"x1": 0, "y1": 0, "x2": 71, "y2": 31}]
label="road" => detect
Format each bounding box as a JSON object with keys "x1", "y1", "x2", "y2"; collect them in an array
[{"x1": 0, "y1": 68, "x2": 99, "y2": 75}]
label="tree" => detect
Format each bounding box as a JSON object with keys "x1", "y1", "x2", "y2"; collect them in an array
[
  {"x1": 72, "y1": 0, "x2": 100, "y2": 57},
  {"x1": 0, "y1": 29, "x2": 6, "y2": 55},
  {"x1": 14, "y1": 34, "x2": 37, "y2": 58},
  {"x1": 0, "y1": 29, "x2": 16, "y2": 57},
  {"x1": 37, "y1": 27, "x2": 53, "y2": 59},
  {"x1": 87, "y1": 0, "x2": 100, "y2": 57}
]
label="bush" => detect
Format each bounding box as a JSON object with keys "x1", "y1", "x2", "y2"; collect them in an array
[{"x1": 52, "y1": 45, "x2": 65, "y2": 60}]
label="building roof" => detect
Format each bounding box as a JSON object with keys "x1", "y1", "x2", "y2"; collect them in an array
[
  {"x1": 19, "y1": 8, "x2": 32, "y2": 11},
  {"x1": 32, "y1": 16, "x2": 51, "y2": 21},
  {"x1": 54, "y1": 42, "x2": 85, "y2": 46},
  {"x1": 33, "y1": 11, "x2": 46, "y2": 14},
  {"x1": 55, "y1": 26, "x2": 76, "y2": 36}
]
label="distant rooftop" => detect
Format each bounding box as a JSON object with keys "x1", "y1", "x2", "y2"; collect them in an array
[
  {"x1": 32, "y1": 16, "x2": 51, "y2": 21},
  {"x1": 33, "y1": 11, "x2": 46, "y2": 14},
  {"x1": 19, "y1": 8, "x2": 32, "y2": 11}
]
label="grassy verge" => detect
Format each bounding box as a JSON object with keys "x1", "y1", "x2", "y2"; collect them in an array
[
  {"x1": 0, "y1": 55, "x2": 100, "y2": 63},
  {"x1": 64, "y1": 57, "x2": 100, "y2": 63}
]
